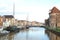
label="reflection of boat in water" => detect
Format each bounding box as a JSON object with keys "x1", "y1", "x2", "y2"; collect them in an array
[
  {"x1": 0, "y1": 26, "x2": 9, "y2": 36},
  {"x1": 0, "y1": 30, "x2": 9, "y2": 36},
  {"x1": 26, "y1": 27, "x2": 29, "y2": 29},
  {"x1": 26, "y1": 24, "x2": 29, "y2": 29}
]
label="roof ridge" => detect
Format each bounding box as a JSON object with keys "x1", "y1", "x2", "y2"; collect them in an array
[{"x1": 50, "y1": 7, "x2": 60, "y2": 14}]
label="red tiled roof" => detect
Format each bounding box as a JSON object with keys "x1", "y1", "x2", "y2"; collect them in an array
[{"x1": 49, "y1": 7, "x2": 60, "y2": 14}]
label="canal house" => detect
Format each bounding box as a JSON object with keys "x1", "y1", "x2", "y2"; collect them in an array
[
  {"x1": 0, "y1": 16, "x2": 3, "y2": 26},
  {"x1": 31, "y1": 21, "x2": 41, "y2": 26},
  {"x1": 3, "y1": 15, "x2": 15, "y2": 28},
  {"x1": 0, "y1": 16, "x2": 3, "y2": 31},
  {"x1": 49, "y1": 7, "x2": 60, "y2": 28}
]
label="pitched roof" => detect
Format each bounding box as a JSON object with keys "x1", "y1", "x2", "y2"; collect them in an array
[
  {"x1": 49, "y1": 7, "x2": 60, "y2": 14},
  {"x1": 4, "y1": 15, "x2": 14, "y2": 18}
]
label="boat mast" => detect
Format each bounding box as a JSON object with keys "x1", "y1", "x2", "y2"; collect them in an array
[
  {"x1": 26, "y1": 13, "x2": 29, "y2": 27},
  {"x1": 26, "y1": 13, "x2": 29, "y2": 40},
  {"x1": 13, "y1": 2, "x2": 15, "y2": 17},
  {"x1": 13, "y1": 2, "x2": 15, "y2": 26}
]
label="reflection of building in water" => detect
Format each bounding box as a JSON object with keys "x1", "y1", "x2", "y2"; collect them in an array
[
  {"x1": 45, "y1": 30, "x2": 60, "y2": 40},
  {"x1": 0, "y1": 35, "x2": 8, "y2": 40},
  {"x1": 0, "y1": 33, "x2": 17, "y2": 40},
  {"x1": 7, "y1": 33, "x2": 15, "y2": 40}
]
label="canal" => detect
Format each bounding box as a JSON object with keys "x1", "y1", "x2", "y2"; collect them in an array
[{"x1": 0, "y1": 27, "x2": 60, "y2": 40}]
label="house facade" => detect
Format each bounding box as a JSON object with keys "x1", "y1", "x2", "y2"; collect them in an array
[
  {"x1": 31, "y1": 21, "x2": 41, "y2": 26},
  {"x1": 49, "y1": 7, "x2": 60, "y2": 28},
  {"x1": 0, "y1": 16, "x2": 3, "y2": 26},
  {"x1": 3, "y1": 15, "x2": 15, "y2": 27}
]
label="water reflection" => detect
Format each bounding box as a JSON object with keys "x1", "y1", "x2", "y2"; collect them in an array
[
  {"x1": 45, "y1": 30, "x2": 60, "y2": 40},
  {"x1": 0, "y1": 35, "x2": 8, "y2": 40},
  {"x1": 8, "y1": 33, "x2": 15, "y2": 40},
  {"x1": 0, "y1": 27, "x2": 49, "y2": 40}
]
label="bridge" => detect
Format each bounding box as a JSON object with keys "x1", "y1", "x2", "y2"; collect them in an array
[
  {"x1": 25, "y1": 25, "x2": 45, "y2": 29},
  {"x1": 28, "y1": 25, "x2": 45, "y2": 27},
  {"x1": 17, "y1": 23, "x2": 45, "y2": 29}
]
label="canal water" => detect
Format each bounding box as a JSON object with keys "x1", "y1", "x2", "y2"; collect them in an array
[{"x1": 0, "y1": 27, "x2": 60, "y2": 40}]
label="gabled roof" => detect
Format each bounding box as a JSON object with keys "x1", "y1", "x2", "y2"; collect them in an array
[
  {"x1": 3, "y1": 15, "x2": 14, "y2": 18},
  {"x1": 49, "y1": 7, "x2": 60, "y2": 14}
]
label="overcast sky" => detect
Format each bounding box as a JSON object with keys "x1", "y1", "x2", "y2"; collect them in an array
[{"x1": 0, "y1": 0, "x2": 60, "y2": 23}]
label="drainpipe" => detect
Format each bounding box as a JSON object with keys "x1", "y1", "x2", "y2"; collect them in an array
[{"x1": 56, "y1": 13, "x2": 57, "y2": 30}]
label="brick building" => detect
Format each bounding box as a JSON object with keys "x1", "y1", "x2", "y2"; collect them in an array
[
  {"x1": 0, "y1": 16, "x2": 3, "y2": 26},
  {"x1": 49, "y1": 7, "x2": 60, "y2": 28}
]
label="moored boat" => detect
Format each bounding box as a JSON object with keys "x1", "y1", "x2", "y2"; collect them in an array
[
  {"x1": 0, "y1": 30, "x2": 10, "y2": 36},
  {"x1": 5, "y1": 26, "x2": 20, "y2": 32}
]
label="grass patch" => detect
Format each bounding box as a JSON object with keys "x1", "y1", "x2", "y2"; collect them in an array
[
  {"x1": 54, "y1": 28, "x2": 60, "y2": 32},
  {"x1": 45, "y1": 26, "x2": 60, "y2": 32}
]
